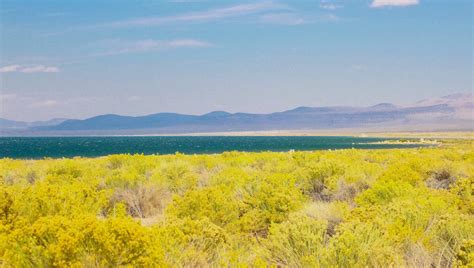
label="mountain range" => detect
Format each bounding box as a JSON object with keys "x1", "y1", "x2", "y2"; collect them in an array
[{"x1": 1, "y1": 93, "x2": 472, "y2": 136}]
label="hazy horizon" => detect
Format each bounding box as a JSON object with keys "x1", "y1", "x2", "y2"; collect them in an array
[
  {"x1": 0, "y1": 91, "x2": 472, "y2": 123},
  {"x1": 1, "y1": 0, "x2": 473, "y2": 121}
]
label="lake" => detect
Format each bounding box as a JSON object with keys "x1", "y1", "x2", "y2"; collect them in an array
[{"x1": 0, "y1": 136, "x2": 425, "y2": 159}]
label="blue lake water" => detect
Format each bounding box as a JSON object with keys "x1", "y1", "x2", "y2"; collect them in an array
[{"x1": 0, "y1": 136, "x2": 425, "y2": 159}]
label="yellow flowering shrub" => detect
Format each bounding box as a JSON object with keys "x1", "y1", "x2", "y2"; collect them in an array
[{"x1": 0, "y1": 141, "x2": 472, "y2": 266}]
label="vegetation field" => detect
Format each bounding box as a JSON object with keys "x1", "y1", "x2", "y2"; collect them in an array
[{"x1": 1, "y1": 140, "x2": 473, "y2": 267}]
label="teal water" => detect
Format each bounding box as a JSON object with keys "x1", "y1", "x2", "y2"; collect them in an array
[{"x1": 0, "y1": 136, "x2": 424, "y2": 159}]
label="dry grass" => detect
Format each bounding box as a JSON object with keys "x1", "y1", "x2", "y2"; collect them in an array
[
  {"x1": 304, "y1": 201, "x2": 346, "y2": 236},
  {"x1": 426, "y1": 169, "x2": 456, "y2": 190},
  {"x1": 111, "y1": 184, "x2": 171, "y2": 218}
]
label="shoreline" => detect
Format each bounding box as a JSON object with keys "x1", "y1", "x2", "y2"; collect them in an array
[
  {"x1": 1, "y1": 130, "x2": 473, "y2": 139},
  {"x1": 104, "y1": 130, "x2": 474, "y2": 139}
]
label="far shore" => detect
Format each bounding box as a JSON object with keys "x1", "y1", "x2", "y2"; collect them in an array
[
  {"x1": 110, "y1": 130, "x2": 474, "y2": 139},
  {"x1": 2, "y1": 129, "x2": 473, "y2": 140}
]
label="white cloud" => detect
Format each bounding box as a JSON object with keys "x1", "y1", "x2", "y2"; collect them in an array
[
  {"x1": 100, "y1": 39, "x2": 211, "y2": 56},
  {"x1": 371, "y1": 0, "x2": 419, "y2": 8},
  {"x1": 260, "y1": 13, "x2": 307, "y2": 25},
  {"x1": 31, "y1": 100, "x2": 59, "y2": 108},
  {"x1": 0, "y1": 64, "x2": 60, "y2": 73},
  {"x1": 167, "y1": 39, "x2": 211, "y2": 47},
  {"x1": 320, "y1": 1, "x2": 343, "y2": 10},
  {"x1": 106, "y1": 2, "x2": 287, "y2": 27},
  {"x1": 319, "y1": 14, "x2": 340, "y2": 22},
  {"x1": 0, "y1": 65, "x2": 21, "y2": 72},
  {"x1": 21, "y1": 65, "x2": 60, "y2": 73},
  {"x1": 260, "y1": 12, "x2": 340, "y2": 25}
]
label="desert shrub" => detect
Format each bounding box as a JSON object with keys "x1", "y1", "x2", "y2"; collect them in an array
[
  {"x1": 237, "y1": 175, "x2": 305, "y2": 235},
  {"x1": 211, "y1": 235, "x2": 268, "y2": 267},
  {"x1": 304, "y1": 201, "x2": 349, "y2": 236},
  {"x1": 356, "y1": 179, "x2": 415, "y2": 206},
  {"x1": 12, "y1": 181, "x2": 110, "y2": 223},
  {"x1": 426, "y1": 214, "x2": 474, "y2": 267},
  {"x1": 3, "y1": 215, "x2": 165, "y2": 267},
  {"x1": 353, "y1": 186, "x2": 473, "y2": 267},
  {"x1": 449, "y1": 177, "x2": 473, "y2": 214},
  {"x1": 264, "y1": 215, "x2": 328, "y2": 267},
  {"x1": 153, "y1": 217, "x2": 228, "y2": 266},
  {"x1": 153, "y1": 160, "x2": 198, "y2": 194},
  {"x1": 166, "y1": 185, "x2": 239, "y2": 228},
  {"x1": 301, "y1": 160, "x2": 344, "y2": 201},
  {"x1": 45, "y1": 159, "x2": 84, "y2": 179},
  {"x1": 208, "y1": 167, "x2": 251, "y2": 188},
  {"x1": 106, "y1": 154, "x2": 128, "y2": 169},
  {"x1": 1, "y1": 144, "x2": 472, "y2": 266},
  {"x1": 326, "y1": 222, "x2": 401, "y2": 267},
  {"x1": 456, "y1": 239, "x2": 474, "y2": 267}
]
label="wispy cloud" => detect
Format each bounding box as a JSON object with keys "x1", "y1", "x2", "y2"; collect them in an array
[
  {"x1": 2, "y1": 39, "x2": 209, "y2": 69},
  {"x1": 320, "y1": 1, "x2": 343, "y2": 10},
  {"x1": 370, "y1": 0, "x2": 419, "y2": 8},
  {"x1": 260, "y1": 11, "x2": 340, "y2": 25},
  {"x1": 40, "y1": 2, "x2": 303, "y2": 37},
  {"x1": 31, "y1": 100, "x2": 59, "y2": 108},
  {"x1": 21, "y1": 65, "x2": 60, "y2": 73},
  {"x1": 98, "y1": 39, "x2": 212, "y2": 56},
  {"x1": 0, "y1": 64, "x2": 60, "y2": 73},
  {"x1": 259, "y1": 13, "x2": 308, "y2": 25},
  {"x1": 0, "y1": 65, "x2": 20, "y2": 73},
  {"x1": 319, "y1": 14, "x2": 340, "y2": 22},
  {"x1": 105, "y1": 2, "x2": 288, "y2": 27}
]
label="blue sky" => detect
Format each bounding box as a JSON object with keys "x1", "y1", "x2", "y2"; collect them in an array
[{"x1": 0, "y1": 0, "x2": 472, "y2": 121}]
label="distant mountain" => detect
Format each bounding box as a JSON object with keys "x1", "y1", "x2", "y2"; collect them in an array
[
  {"x1": 412, "y1": 93, "x2": 473, "y2": 120},
  {"x1": 413, "y1": 93, "x2": 472, "y2": 107},
  {"x1": 368, "y1": 103, "x2": 398, "y2": 111},
  {"x1": 0, "y1": 118, "x2": 28, "y2": 129},
  {"x1": 28, "y1": 118, "x2": 69, "y2": 128},
  {"x1": 1, "y1": 93, "x2": 472, "y2": 135},
  {"x1": 0, "y1": 118, "x2": 69, "y2": 130}
]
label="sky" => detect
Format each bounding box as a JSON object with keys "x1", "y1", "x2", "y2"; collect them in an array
[{"x1": 0, "y1": 0, "x2": 472, "y2": 121}]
